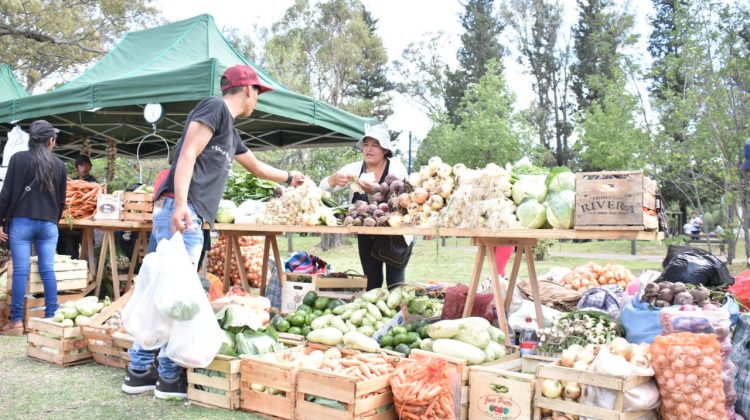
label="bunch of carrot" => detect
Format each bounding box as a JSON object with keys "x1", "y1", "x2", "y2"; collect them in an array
[
  {"x1": 62, "y1": 180, "x2": 102, "y2": 220},
  {"x1": 389, "y1": 357, "x2": 455, "y2": 420},
  {"x1": 320, "y1": 352, "x2": 397, "y2": 381}
]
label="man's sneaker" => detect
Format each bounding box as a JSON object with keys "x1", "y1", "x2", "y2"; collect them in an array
[
  {"x1": 122, "y1": 365, "x2": 158, "y2": 394},
  {"x1": 154, "y1": 370, "x2": 188, "y2": 400}
]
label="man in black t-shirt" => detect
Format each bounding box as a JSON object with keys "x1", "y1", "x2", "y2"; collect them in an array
[
  {"x1": 123, "y1": 64, "x2": 304, "y2": 400},
  {"x1": 74, "y1": 154, "x2": 97, "y2": 183}
]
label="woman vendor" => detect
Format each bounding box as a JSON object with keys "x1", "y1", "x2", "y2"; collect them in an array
[{"x1": 320, "y1": 125, "x2": 412, "y2": 290}]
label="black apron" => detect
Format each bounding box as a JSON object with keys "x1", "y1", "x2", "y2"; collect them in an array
[{"x1": 351, "y1": 160, "x2": 390, "y2": 204}]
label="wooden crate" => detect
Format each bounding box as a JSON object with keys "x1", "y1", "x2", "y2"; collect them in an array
[
  {"x1": 469, "y1": 353, "x2": 549, "y2": 420},
  {"x1": 26, "y1": 317, "x2": 92, "y2": 367},
  {"x1": 8, "y1": 259, "x2": 88, "y2": 294},
  {"x1": 575, "y1": 171, "x2": 659, "y2": 231},
  {"x1": 23, "y1": 291, "x2": 85, "y2": 330},
  {"x1": 533, "y1": 362, "x2": 654, "y2": 420},
  {"x1": 188, "y1": 355, "x2": 242, "y2": 410},
  {"x1": 121, "y1": 192, "x2": 153, "y2": 221},
  {"x1": 295, "y1": 365, "x2": 396, "y2": 420},
  {"x1": 81, "y1": 291, "x2": 132, "y2": 369},
  {"x1": 315, "y1": 273, "x2": 367, "y2": 301}
]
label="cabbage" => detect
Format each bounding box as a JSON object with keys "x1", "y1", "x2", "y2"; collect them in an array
[
  {"x1": 216, "y1": 199, "x2": 237, "y2": 223},
  {"x1": 516, "y1": 199, "x2": 547, "y2": 229},
  {"x1": 546, "y1": 167, "x2": 576, "y2": 193},
  {"x1": 511, "y1": 175, "x2": 547, "y2": 205},
  {"x1": 218, "y1": 330, "x2": 237, "y2": 357},
  {"x1": 546, "y1": 190, "x2": 576, "y2": 229},
  {"x1": 236, "y1": 330, "x2": 282, "y2": 356}
]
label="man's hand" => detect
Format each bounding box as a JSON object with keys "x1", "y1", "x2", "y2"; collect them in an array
[
  {"x1": 0, "y1": 227, "x2": 7, "y2": 243},
  {"x1": 171, "y1": 204, "x2": 193, "y2": 233},
  {"x1": 289, "y1": 171, "x2": 306, "y2": 187}
]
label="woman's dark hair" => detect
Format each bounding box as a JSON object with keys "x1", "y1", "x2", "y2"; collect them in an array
[{"x1": 28, "y1": 135, "x2": 57, "y2": 193}]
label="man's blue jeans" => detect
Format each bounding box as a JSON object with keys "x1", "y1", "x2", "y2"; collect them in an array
[
  {"x1": 128, "y1": 197, "x2": 204, "y2": 379},
  {"x1": 9, "y1": 217, "x2": 59, "y2": 322}
]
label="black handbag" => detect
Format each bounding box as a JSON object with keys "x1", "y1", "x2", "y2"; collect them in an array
[{"x1": 370, "y1": 235, "x2": 415, "y2": 269}]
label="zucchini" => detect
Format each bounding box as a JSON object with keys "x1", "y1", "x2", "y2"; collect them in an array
[{"x1": 432, "y1": 339, "x2": 486, "y2": 365}]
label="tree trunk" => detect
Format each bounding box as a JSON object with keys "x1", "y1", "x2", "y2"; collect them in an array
[
  {"x1": 287, "y1": 233, "x2": 294, "y2": 253},
  {"x1": 320, "y1": 233, "x2": 344, "y2": 251},
  {"x1": 725, "y1": 182, "x2": 736, "y2": 265}
]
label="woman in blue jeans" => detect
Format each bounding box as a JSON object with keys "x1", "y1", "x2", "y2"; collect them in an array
[{"x1": 0, "y1": 120, "x2": 67, "y2": 335}]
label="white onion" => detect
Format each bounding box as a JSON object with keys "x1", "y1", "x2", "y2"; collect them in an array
[{"x1": 541, "y1": 379, "x2": 562, "y2": 399}]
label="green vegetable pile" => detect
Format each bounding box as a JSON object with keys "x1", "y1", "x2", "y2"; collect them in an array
[
  {"x1": 51, "y1": 295, "x2": 112, "y2": 327},
  {"x1": 419, "y1": 317, "x2": 507, "y2": 365},
  {"x1": 377, "y1": 319, "x2": 431, "y2": 355},
  {"x1": 223, "y1": 172, "x2": 280, "y2": 203},
  {"x1": 215, "y1": 305, "x2": 282, "y2": 358},
  {"x1": 538, "y1": 310, "x2": 623, "y2": 354},
  {"x1": 510, "y1": 165, "x2": 576, "y2": 229}
]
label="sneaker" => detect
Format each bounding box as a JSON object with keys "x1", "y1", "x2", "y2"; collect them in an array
[
  {"x1": 122, "y1": 365, "x2": 158, "y2": 394},
  {"x1": 154, "y1": 370, "x2": 188, "y2": 400}
]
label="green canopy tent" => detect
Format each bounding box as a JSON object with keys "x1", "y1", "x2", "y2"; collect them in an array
[
  {"x1": 0, "y1": 14, "x2": 374, "y2": 160},
  {"x1": 0, "y1": 64, "x2": 29, "y2": 101}
]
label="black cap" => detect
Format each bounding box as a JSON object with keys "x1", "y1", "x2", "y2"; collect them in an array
[
  {"x1": 29, "y1": 120, "x2": 59, "y2": 140},
  {"x1": 75, "y1": 154, "x2": 93, "y2": 166}
]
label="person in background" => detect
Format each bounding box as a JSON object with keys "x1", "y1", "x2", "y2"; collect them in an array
[
  {"x1": 320, "y1": 125, "x2": 411, "y2": 290},
  {"x1": 74, "y1": 154, "x2": 97, "y2": 183},
  {"x1": 0, "y1": 120, "x2": 67, "y2": 335},
  {"x1": 123, "y1": 64, "x2": 305, "y2": 400},
  {"x1": 57, "y1": 154, "x2": 98, "y2": 259},
  {"x1": 690, "y1": 211, "x2": 703, "y2": 240},
  {"x1": 683, "y1": 221, "x2": 693, "y2": 236}
]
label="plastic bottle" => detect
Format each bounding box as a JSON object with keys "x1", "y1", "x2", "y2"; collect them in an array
[{"x1": 519, "y1": 316, "x2": 539, "y2": 356}]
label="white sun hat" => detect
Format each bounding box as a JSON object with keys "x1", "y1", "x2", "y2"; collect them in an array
[{"x1": 355, "y1": 124, "x2": 393, "y2": 154}]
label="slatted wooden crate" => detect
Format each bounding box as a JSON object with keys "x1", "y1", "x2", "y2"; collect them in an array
[
  {"x1": 533, "y1": 362, "x2": 654, "y2": 420},
  {"x1": 315, "y1": 273, "x2": 367, "y2": 301},
  {"x1": 188, "y1": 355, "x2": 242, "y2": 410},
  {"x1": 26, "y1": 317, "x2": 92, "y2": 367},
  {"x1": 8, "y1": 258, "x2": 88, "y2": 294},
  {"x1": 121, "y1": 192, "x2": 153, "y2": 221},
  {"x1": 81, "y1": 290, "x2": 132, "y2": 369},
  {"x1": 239, "y1": 344, "x2": 361, "y2": 419},
  {"x1": 575, "y1": 171, "x2": 659, "y2": 231},
  {"x1": 295, "y1": 365, "x2": 396, "y2": 420},
  {"x1": 23, "y1": 291, "x2": 85, "y2": 330}
]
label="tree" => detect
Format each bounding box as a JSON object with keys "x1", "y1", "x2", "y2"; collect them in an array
[
  {"x1": 502, "y1": 0, "x2": 574, "y2": 166},
  {"x1": 571, "y1": 0, "x2": 637, "y2": 112},
  {"x1": 259, "y1": 0, "x2": 392, "y2": 250},
  {"x1": 0, "y1": 0, "x2": 157, "y2": 91},
  {"x1": 416, "y1": 60, "x2": 530, "y2": 169},
  {"x1": 648, "y1": 1, "x2": 750, "y2": 265},
  {"x1": 393, "y1": 32, "x2": 450, "y2": 117},
  {"x1": 573, "y1": 72, "x2": 649, "y2": 171},
  {"x1": 444, "y1": 0, "x2": 506, "y2": 124}
]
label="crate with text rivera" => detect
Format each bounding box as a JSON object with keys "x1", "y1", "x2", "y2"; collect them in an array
[{"x1": 575, "y1": 171, "x2": 659, "y2": 231}]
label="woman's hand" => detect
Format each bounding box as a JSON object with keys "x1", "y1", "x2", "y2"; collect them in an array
[
  {"x1": 357, "y1": 179, "x2": 378, "y2": 195},
  {"x1": 329, "y1": 172, "x2": 350, "y2": 188},
  {"x1": 0, "y1": 227, "x2": 7, "y2": 242}
]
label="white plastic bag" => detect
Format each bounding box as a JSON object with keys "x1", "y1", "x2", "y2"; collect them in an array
[
  {"x1": 580, "y1": 347, "x2": 660, "y2": 419},
  {"x1": 122, "y1": 249, "x2": 173, "y2": 350},
  {"x1": 2, "y1": 126, "x2": 29, "y2": 166},
  {"x1": 153, "y1": 232, "x2": 205, "y2": 321},
  {"x1": 508, "y1": 299, "x2": 562, "y2": 330},
  {"x1": 164, "y1": 295, "x2": 223, "y2": 368},
  {"x1": 233, "y1": 199, "x2": 266, "y2": 224}
]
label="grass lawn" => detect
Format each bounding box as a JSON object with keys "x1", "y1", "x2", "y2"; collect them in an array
[
  {"x1": 0, "y1": 336, "x2": 261, "y2": 419},
  {"x1": 275, "y1": 235, "x2": 750, "y2": 284}
]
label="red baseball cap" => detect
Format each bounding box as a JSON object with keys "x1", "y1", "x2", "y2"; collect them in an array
[{"x1": 221, "y1": 64, "x2": 273, "y2": 94}]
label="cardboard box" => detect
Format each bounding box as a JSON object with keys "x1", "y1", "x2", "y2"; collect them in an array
[
  {"x1": 280, "y1": 273, "x2": 316, "y2": 313},
  {"x1": 94, "y1": 194, "x2": 121, "y2": 221}
]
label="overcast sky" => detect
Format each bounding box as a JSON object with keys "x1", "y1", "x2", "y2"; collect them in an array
[{"x1": 156, "y1": 0, "x2": 655, "y2": 152}]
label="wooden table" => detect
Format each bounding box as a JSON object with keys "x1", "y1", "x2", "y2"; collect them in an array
[
  {"x1": 59, "y1": 219, "x2": 151, "y2": 300},
  {"x1": 213, "y1": 224, "x2": 662, "y2": 337}
]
